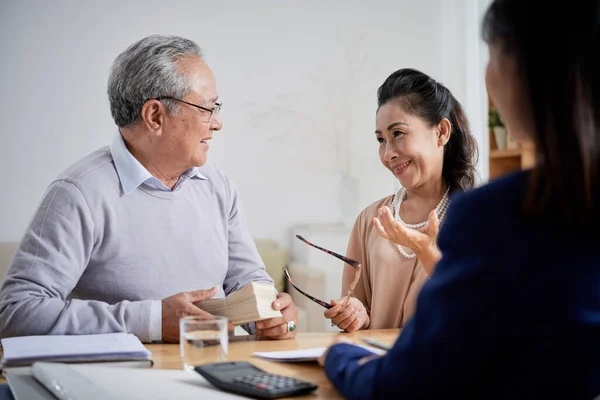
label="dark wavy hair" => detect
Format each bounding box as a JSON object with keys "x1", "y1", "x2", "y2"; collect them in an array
[
  {"x1": 377, "y1": 68, "x2": 479, "y2": 193},
  {"x1": 483, "y1": 0, "x2": 600, "y2": 224}
]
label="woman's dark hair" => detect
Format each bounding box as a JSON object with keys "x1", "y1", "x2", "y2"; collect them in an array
[
  {"x1": 377, "y1": 68, "x2": 479, "y2": 193},
  {"x1": 483, "y1": 0, "x2": 600, "y2": 223}
]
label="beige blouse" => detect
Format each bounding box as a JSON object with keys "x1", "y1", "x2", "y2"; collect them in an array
[{"x1": 341, "y1": 195, "x2": 429, "y2": 329}]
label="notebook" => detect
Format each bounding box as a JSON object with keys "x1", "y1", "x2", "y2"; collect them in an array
[
  {"x1": 6, "y1": 362, "x2": 246, "y2": 400},
  {"x1": 0, "y1": 332, "x2": 153, "y2": 372},
  {"x1": 5, "y1": 371, "x2": 55, "y2": 400},
  {"x1": 0, "y1": 384, "x2": 14, "y2": 400},
  {"x1": 195, "y1": 282, "x2": 282, "y2": 325}
]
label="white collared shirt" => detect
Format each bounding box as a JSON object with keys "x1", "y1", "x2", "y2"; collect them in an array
[{"x1": 109, "y1": 132, "x2": 207, "y2": 195}]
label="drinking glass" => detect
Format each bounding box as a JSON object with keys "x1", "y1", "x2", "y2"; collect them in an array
[{"x1": 180, "y1": 316, "x2": 228, "y2": 371}]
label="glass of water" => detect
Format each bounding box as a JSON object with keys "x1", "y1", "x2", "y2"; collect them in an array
[{"x1": 180, "y1": 316, "x2": 228, "y2": 371}]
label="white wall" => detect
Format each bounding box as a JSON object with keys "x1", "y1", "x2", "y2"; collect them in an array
[
  {"x1": 439, "y1": 0, "x2": 492, "y2": 186},
  {"x1": 0, "y1": 0, "x2": 490, "y2": 247}
]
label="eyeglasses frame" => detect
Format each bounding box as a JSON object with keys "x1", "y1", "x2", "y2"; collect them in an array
[
  {"x1": 286, "y1": 235, "x2": 362, "y2": 310},
  {"x1": 154, "y1": 96, "x2": 222, "y2": 122}
]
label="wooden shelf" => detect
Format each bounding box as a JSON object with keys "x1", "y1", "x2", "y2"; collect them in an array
[
  {"x1": 487, "y1": 96, "x2": 535, "y2": 181},
  {"x1": 490, "y1": 148, "x2": 523, "y2": 159},
  {"x1": 489, "y1": 145, "x2": 535, "y2": 180}
]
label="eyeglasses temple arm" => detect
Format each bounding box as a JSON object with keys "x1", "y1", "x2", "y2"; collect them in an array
[
  {"x1": 341, "y1": 268, "x2": 362, "y2": 309},
  {"x1": 283, "y1": 268, "x2": 332, "y2": 309},
  {"x1": 295, "y1": 235, "x2": 361, "y2": 269}
]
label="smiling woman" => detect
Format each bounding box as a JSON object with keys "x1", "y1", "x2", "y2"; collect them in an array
[{"x1": 323, "y1": 68, "x2": 478, "y2": 332}]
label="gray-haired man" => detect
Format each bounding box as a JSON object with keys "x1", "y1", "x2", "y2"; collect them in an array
[{"x1": 0, "y1": 35, "x2": 298, "y2": 343}]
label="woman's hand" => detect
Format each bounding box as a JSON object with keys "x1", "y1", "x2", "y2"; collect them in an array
[
  {"x1": 317, "y1": 336, "x2": 353, "y2": 366},
  {"x1": 323, "y1": 297, "x2": 369, "y2": 332},
  {"x1": 373, "y1": 206, "x2": 442, "y2": 275},
  {"x1": 317, "y1": 336, "x2": 383, "y2": 367}
]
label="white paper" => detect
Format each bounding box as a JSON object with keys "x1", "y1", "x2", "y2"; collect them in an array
[
  {"x1": 253, "y1": 348, "x2": 328, "y2": 362},
  {"x1": 1, "y1": 333, "x2": 150, "y2": 362},
  {"x1": 252, "y1": 345, "x2": 385, "y2": 362}
]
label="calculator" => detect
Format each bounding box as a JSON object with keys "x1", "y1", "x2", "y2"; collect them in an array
[{"x1": 194, "y1": 361, "x2": 318, "y2": 399}]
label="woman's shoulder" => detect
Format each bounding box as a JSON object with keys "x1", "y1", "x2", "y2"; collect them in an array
[
  {"x1": 361, "y1": 195, "x2": 394, "y2": 217},
  {"x1": 450, "y1": 171, "x2": 528, "y2": 218},
  {"x1": 442, "y1": 171, "x2": 530, "y2": 241},
  {"x1": 352, "y1": 195, "x2": 395, "y2": 228}
]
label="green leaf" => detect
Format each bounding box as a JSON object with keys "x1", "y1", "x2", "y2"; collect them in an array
[{"x1": 488, "y1": 107, "x2": 504, "y2": 127}]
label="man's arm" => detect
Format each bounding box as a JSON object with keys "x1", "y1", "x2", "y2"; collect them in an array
[
  {"x1": 220, "y1": 181, "x2": 275, "y2": 335},
  {"x1": 222, "y1": 183, "x2": 273, "y2": 295},
  {"x1": 0, "y1": 180, "x2": 157, "y2": 342}
]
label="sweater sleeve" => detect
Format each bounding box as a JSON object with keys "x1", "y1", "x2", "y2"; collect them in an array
[
  {"x1": 222, "y1": 180, "x2": 273, "y2": 296},
  {"x1": 221, "y1": 179, "x2": 274, "y2": 333},
  {"x1": 324, "y1": 343, "x2": 381, "y2": 399},
  {"x1": 0, "y1": 179, "x2": 156, "y2": 342}
]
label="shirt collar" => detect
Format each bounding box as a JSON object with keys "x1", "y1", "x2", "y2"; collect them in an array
[{"x1": 110, "y1": 132, "x2": 207, "y2": 195}]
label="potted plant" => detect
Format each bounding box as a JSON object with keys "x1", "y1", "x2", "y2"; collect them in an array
[{"x1": 489, "y1": 106, "x2": 507, "y2": 150}]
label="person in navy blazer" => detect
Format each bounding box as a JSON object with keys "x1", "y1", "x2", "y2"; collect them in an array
[{"x1": 318, "y1": 0, "x2": 600, "y2": 398}]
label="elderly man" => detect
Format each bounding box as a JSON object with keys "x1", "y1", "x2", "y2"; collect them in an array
[{"x1": 0, "y1": 35, "x2": 298, "y2": 343}]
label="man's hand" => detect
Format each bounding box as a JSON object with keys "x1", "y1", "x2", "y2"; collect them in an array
[
  {"x1": 161, "y1": 287, "x2": 218, "y2": 343},
  {"x1": 255, "y1": 293, "x2": 298, "y2": 340},
  {"x1": 324, "y1": 297, "x2": 369, "y2": 332},
  {"x1": 373, "y1": 206, "x2": 442, "y2": 275}
]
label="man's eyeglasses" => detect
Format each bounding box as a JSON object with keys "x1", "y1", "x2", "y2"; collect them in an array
[
  {"x1": 284, "y1": 235, "x2": 361, "y2": 310},
  {"x1": 155, "y1": 96, "x2": 222, "y2": 122}
]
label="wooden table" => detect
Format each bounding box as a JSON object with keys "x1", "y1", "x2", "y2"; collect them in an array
[
  {"x1": 149, "y1": 329, "x2": 400, "y2": 399},
  {"x1": 0, "y1": 329, "x2": 400, "y2": 399}
]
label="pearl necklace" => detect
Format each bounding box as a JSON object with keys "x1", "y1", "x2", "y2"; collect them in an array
[{"x1": 389, "y1": 186, "x2": 450, "y2": 259}]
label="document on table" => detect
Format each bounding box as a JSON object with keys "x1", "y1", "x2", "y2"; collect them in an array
[{"x1": 253, "y1": 345, "x2": 385, "y2": 362}]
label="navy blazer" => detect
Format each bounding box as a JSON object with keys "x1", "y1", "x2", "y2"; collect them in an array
[{"x1": 324, "y1": 171, "x2": 600, "y2": 399}]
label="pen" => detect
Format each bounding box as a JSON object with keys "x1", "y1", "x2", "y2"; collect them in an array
[{"x1": 361, "y1": 337, "x2": 392, "y2": 351}]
